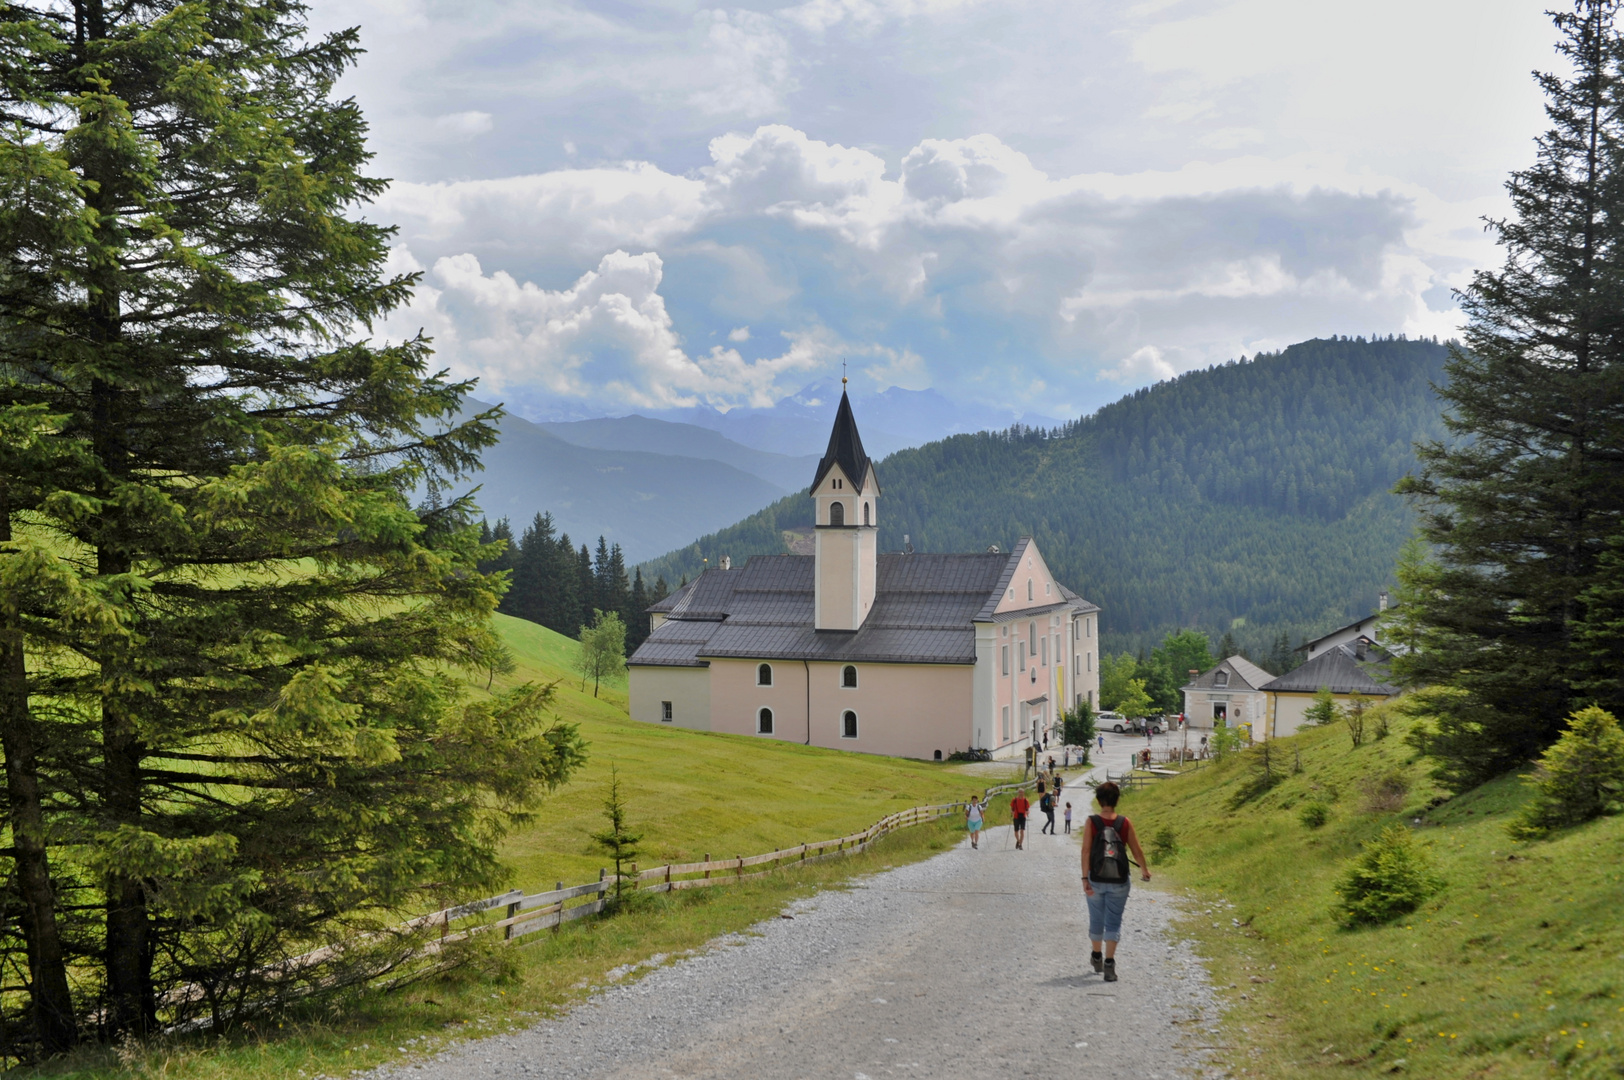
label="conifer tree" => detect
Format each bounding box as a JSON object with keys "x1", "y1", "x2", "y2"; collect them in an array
[
  {"x1": 1396, "y1": 0, "x2": 1624, "y2": 788},
  {"x1": 0, "y1": 0, "x2": 587, "y2": 1042}
]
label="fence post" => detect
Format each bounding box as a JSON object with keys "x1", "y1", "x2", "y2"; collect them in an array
[
  {"x1": 736, "y1": 854, "x2": 743, "y2": 881},
  {"x1": 665, "y1": 863, "x2": 672, "y2": 892},
  {"x1": 553, "y1": 881, "x2": 564, "y2": 933},
  {"x1": 704, "y1": 853, "x2": 711, "y2": 881},
  {"x1": 505, "y1": 893, "x2": 520, "y2": 941}
]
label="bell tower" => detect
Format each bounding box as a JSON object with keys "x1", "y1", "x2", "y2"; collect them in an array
[{"x1": 811, "y1": 383, "x2": 879, "y2": 631}]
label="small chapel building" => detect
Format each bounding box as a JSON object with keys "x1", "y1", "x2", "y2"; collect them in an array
[{"x1": 627, "y1": 390, "x2": 1101, "y2": 760}]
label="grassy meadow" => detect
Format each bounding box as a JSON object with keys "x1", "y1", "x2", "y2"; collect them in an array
[
  {"x1": 1119, "y1": 708, "x2": 1624, "y2": 1080},
  {"x1": 28, "y1": 614, "x2": 1013, "y2": 1079}
]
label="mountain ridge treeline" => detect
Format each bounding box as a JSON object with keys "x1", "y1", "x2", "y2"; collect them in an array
[{"x1": 639, "y1": 336, "x2": 1451, "y2": 657}]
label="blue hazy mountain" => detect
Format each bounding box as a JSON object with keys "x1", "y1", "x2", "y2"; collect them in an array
[
  {"x1": 538, "y1": 415, "x2": 819, "y2": 493},
  {"x1": 456, "y1": 401, "x2": 789, "y2": 563}
]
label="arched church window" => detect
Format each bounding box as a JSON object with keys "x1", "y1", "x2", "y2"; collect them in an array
[
  {"x1": 842, "y1": 710, "x2": 858, "y2": 739},
  {"x1": 842, "y1": 665, "x2": 858, "y2": 688},
  {"x1": 1027, "y1": 579, "x2": 1034, "y2": 601},
  {"x1": 830, "y1": 501, "x2": 845, "y2": 526},
  {"x1": 863, "y1": 501, "x2": 870, "y2": 525},
  {"x1": 757, "y1": 663, "x2": 773, "y2": 686},
  {"x1": 758, "y1": 708, "x2": 774, "y2": 734}
]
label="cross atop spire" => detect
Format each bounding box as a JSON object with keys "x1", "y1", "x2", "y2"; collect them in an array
[{"x1": 811, "y1": 388, "x2": 873, "y2": 494}]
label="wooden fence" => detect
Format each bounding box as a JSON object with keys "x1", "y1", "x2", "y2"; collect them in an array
[{"x1": 423, "y1": 775, "x2": 1053, "y2": 949}]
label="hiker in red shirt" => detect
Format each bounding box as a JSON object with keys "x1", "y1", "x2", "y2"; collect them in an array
[{"x1": 1010, "y1": 791, "x2": 1031, "y2": 849}]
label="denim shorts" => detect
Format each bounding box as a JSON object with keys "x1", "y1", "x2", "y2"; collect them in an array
[{"x1": 1086, "y1": 879, "x2": 1131, "y2": 942}]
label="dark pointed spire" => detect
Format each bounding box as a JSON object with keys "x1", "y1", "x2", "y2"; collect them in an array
[{"x1": 811, "y1": 388, "x2": 874, "y2": 493}]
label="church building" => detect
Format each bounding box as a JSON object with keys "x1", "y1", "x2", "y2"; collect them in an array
[{"x1": 627, "y1": 389, "x2": 1101, "y2": 760}]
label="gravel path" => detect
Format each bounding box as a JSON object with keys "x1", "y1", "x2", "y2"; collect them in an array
[{"x1": 367, "y1": 820, "x2": 1225, "y2": 1080}]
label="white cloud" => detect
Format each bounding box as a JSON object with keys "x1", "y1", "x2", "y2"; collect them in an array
[
  {"x1": 375, "y1": 123, "x2": 1457, "y2": 412},
  {"x1": 1101, "y1": 346, "x2": 1178, "y2": 384},
  {"x1": 432, "y1": 111, "x2": 493, "y2": 139}
]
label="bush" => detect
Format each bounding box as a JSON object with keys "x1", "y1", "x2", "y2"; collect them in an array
[
  {"x1": 1506, "y1": 706, "x2": 1624, "y2": 840},
  {"x1": 1150, "y1": 826, "x2": 1180, "y2": 864},
  {"x1": 1335, "y1": 826, "x2": 1443, "y2": 927},
  {"x1": 1360, "y1": 769, "x2": 1410, "y2": 813},
  {"x1": 1300, "y1": 802, "x2": 1330, "y2": 829}
]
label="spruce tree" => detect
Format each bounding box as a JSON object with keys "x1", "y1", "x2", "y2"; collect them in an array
[
  {"x1": 1396, "y1": 0, "x2": 1624, "y2": 788},
  {"x1": 0, "y1": 0, "x2": 586, "y2": 1042}
]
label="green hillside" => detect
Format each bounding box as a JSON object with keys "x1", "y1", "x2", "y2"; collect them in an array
[
  {"x1": 639, "y1": 337, "x2": 1450, "y2": 655},
  {"x1": 1124, "y1": 710, "x2": 1623, "y2": 1080}
]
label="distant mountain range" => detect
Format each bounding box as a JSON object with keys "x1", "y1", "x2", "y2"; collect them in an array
[
  {"x1": 636, "y1": 337, "x2": 1453, "y2": 656},
  {"x1": 642, "y1": 381, "x2": 1060, "y2": 458},
  {"x1": 457, "y1": 402, "x2": 796, "y2": 563}
]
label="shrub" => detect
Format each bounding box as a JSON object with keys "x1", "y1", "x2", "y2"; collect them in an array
[
  {"x1": 1360, "y1": 769, "x2": 1410, "y2": 813},
  {"x1": 1150, "y1": 826, "x2": 1180, "y2": 864},
  {"x1": 1305, "y1": 686, "x2": 1338, "y2": 726},
  {"x1": 1342, "y1": 692, "x2": 1369, "y2": 748},
  {"x1": 1506, "y1": 706, "x2": 1624, "y2": 840},
  {"x1": 1335, "y1": 826, "x2": 1443, "y2": 927},
  {"x1": 1300, "y1": 802, "x2": 1330, "y2": 829}
]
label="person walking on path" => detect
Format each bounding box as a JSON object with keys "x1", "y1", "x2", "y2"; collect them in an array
[
  {"x1": 964, "y1": 795, "x2": 986, "y2": 849},
  {"x1": 1039, "y1": 790, "x2": 1056, "y2": 835},
  {"x1": 1063, "y1": 801, "x2": 1073, "y2": 834},
  {"x1": 1079, "y1": 781, "x2": 1150, "y2": 983},
  {"x1": 1010, "y1": 790, "x2": 1031, "y2": 849},
  {"x1": 1097, "y1": 732, "x2": 1105, "y2": 753}
]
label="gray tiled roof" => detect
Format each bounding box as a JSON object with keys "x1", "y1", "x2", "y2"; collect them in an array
[
  {"x1": 1184, "y1": 655, "x2": 1278, "y2": 692},
  {"x1": 630, "y1": 550, "x2": 1097, "y2": 667},
  {"x1": 1260, "y1": 643, "x2": 1400, "y2": 695}
]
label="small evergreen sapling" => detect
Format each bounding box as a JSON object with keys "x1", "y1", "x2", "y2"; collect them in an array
[
  {"x1": 591, "y1": 767, "x2": 644, "y2": 904},
  {"x1": 1342, "y1": 692, "x2": 1369, "y2": 748},
  {"x1": 1506, "y1": 706, "x2": 1624, "y2": 840},
  {"x1": 1335, "y1": 826, "x2": 1443, "y2": 928},
  {"x1": 1305, "y1": 687, "x2": 1339, "y2": 727}
]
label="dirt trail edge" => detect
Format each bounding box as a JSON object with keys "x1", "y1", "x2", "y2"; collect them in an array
[{"x1": 367, "y1": 823, "x2": 1225, "y2": 1080}]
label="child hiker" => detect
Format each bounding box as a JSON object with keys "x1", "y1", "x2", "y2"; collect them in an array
[{"x1": 1063, "y1": 801, "x2": 1073, "y2": 834}]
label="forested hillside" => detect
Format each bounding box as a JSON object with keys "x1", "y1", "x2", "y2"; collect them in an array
[{"x1": 639, "y1": 337, "x2": 1450, "y2": 656}]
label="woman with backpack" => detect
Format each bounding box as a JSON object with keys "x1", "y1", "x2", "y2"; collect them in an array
[{"x1": 1079, "y1": 781, "x2": 1151, "y2": 983}]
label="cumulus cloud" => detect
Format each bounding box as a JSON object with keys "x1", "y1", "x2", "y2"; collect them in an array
[{"x1": 372, "y1": 123, "x2": 1459, "y2": 416}]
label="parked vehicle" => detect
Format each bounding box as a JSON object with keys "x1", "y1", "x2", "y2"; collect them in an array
[
  {"x1": 1100, "y1": 711, "x2": 1129, "y2": 733},
  {"x1": 1130, "y1": 716, "x2": 1165, "y2": 735}
]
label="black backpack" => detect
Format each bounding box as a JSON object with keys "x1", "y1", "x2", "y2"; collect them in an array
[{"x1": 1088, "y1": 815, "x2": 1131, "y2": 883}]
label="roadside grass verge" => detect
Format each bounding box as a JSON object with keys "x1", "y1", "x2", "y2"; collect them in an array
[
  {"x1": 1121, "y1": 709, "x2": 1624, "y2": 1080},
  {"x1": 31, "y1": 815, "x2": 988, "y2": 1080}
]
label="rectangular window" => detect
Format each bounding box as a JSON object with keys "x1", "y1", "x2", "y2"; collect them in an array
[
  {"x1": 1029, "y1": 623, "x2": 1037, "y2": 653},
  {"x1": 661, "y1": 701, "x2": 673, "y2": 722},
  {"x1": 1088, "y1": 651, "x2": 1093, "y2": 672},
  {"x1": 1041, "y1": 636, "x2": 1048, "y2": 666},
  {"x1": 1019, "y1": 706, "x2": 1028, "y2": 734},
  {"x1": 1001, "y1": 645, "x2": 1010, "y2": 676},
  {"x1": 1074, "y1": 653, "x2": 1080, "y2": 677},
  {"x1": 1001, "y1": 705, "x2": 1011, "y2": 741},
  {"x1": 1018, "y1": 642, "x2": 1026, "y2": 671},
  {"x1": 1087, "y1": 618, "x2": 1092, "y2": 639}
]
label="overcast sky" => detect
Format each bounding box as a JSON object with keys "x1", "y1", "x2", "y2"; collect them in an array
[{"x1": 309, "y1": 0, "x2": 1558, "y2": 421}]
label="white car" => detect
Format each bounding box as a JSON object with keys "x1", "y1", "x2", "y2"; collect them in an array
[{"x1": 1099, "y1": 711, "x2": 1129, "y2": 733}]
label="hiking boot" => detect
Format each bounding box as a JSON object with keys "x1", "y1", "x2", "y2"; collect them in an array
[
  {"x1": 1090, "y1": 952, "x2": 1103, "y2": 974},
  {"x1": 1102, "y1": 959, "x2": 1118, "y2": 982}
]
